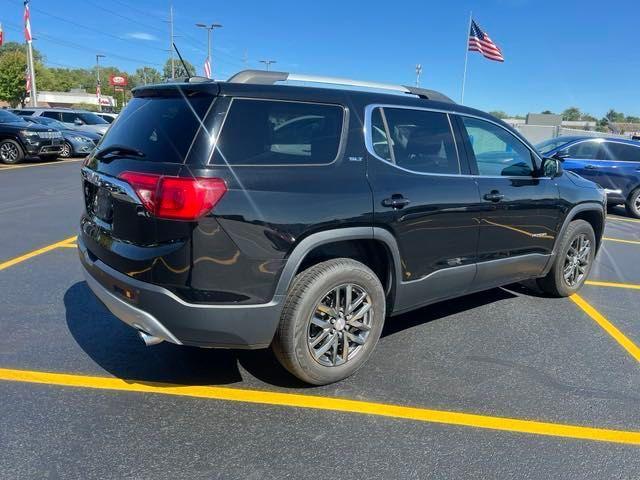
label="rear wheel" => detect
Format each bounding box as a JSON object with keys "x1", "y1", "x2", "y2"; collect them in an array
[
  {"x1": 0, "y1": 139, "x2": 24, "y2": 164},
  {"x1": 272, "y1": 258, "x2": 386, "y2": 385},
  {"x1": 625, "y1": 188, "x2": 640, "y2": 219},
  {"x1": 537, "y1": 219, "x2": 595, "y2": 297},
  {"x1": 60, "y1": 141, "x2": 73, "y2": 158}
]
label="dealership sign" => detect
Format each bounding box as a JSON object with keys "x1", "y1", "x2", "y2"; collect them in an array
[{"x1": 109, "y1": 74, "x2": 128, "y2": 87}]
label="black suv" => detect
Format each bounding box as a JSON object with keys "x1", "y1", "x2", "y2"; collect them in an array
[
  {"x1": 0, "y1": 109, "x2": 63, "y2": 163},
  {"x1": 78, "y1": 71, "x2": 605, "y2": 385}
]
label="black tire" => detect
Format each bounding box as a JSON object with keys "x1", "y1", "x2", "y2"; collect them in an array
[
  {"x1": 537, "y1": 219, "x2": 596, "y2": 297},
  {"x1": 59, "y1": 141, "x2": 73, "y2": 158},
  {"x1": 0, "y1": 139, "x2": 24, "y2": 164},
  {"x1": 272, "y1": 258, "x2": 386, "y2": 385},
  {"x1": 625, "y1": 188, "x2": 640, "y2": 219}
]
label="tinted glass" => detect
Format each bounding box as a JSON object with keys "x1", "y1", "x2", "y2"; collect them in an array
[
  {"x1": 61, "y1": 112, "x2": 80, "y2": 123},
  {"x1": 212, "y1": 99, "x2": 343, "y2": 166},
  {"x1": 370, "y1": 107, "x2": 391, "y2": 161},
  {"x1": 78, "y1": 112, "x2": 108, "y2": 125},
  {"x1": 0, "y1": 110, "x2": 24, "y2": 123},
  {"x1": 42, "y1": 111, "x2": 62, "y2": 120},
  {"x1": 98, "y1": 92, "x2": 215, "y2": 163},
  {"x1": 600, "y1": 142, "x2": 640, "y2": 162},
  {"x1": 380, "y1": 108, "x2": 459, "y2": 174},
  {"x1": 461, "y1": 117, "x2": 534, "y2": 176},
  {"x1": 535, "y1": 138, "x2": 573, "y2": 155},
  {"x1": 567, "y1": 141, "x2": 601, "y2": 159}
]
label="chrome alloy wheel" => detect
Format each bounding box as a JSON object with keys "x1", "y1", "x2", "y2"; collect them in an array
[
  {"x1": 60, "y1": 142, "x2": 71, "y2": 158},
  {"x1": 634, "y1": 195, "x2": 640, "y2": 215},
  {"x1": 563, "y1": 234, "x2": 591, "y2": 287},
  {"x1": 0, "y1": 142, "x2": 19, "y2": 163},
  {"x1": 307, "y1": 283, "x2": 373, "y2": 367}
]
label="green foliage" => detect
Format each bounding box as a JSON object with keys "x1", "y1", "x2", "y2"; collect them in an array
[
  {"x1": 488, "y1": 110, "x2": 508, "y2": 119},
  {"x1": 0, "y1": 41, "x2": 43, "y2": 62},
  {"x1": 74, "y1": 102, "x2": 100, "y2": 112},
  {"x1": 163, "y1": 58, "x2": 195, "y2": 79},
  {"x1": 561, "y1": 107, "x2": 581, "y2": 121},
  {"x1": 0, "y1": 51, "x2": 28, "y2": 107},
  {"x1": 541, "y1": 110, "x2": 555, "y2": 115},
  {"x1": 605, "y1": 109, "x2": 625, "y2": 123},
  {"x1": 130, "y1": 67, "x2": 163, "y2": 87}
]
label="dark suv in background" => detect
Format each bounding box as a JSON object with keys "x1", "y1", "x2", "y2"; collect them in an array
[
  {"x1": 78, "y1": 70, "x2": 605, "y2": 385},
  {"x1": 0, "y1": 109, "x2": 63, "y2": 164}
]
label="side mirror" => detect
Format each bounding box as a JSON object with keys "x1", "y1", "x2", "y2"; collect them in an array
[
  {"x1": 74, "y1": 118, "x2": 84, "y2": 126},
  {"x1": 541, "y1": 157, "x2": 563, "y2": 178},
  {"x1": 552, "y1": 150, "x2": 570, "y2": 160}
]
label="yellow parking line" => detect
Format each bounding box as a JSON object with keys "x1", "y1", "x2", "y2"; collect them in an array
[
  {"x1": 585, "y1": 280, "x2": 640, "y2": 291},
  {"x1": 57, "y1": 243, "x2": 78, "y2": 249},
  {"x1": 0, "y1": 236, "x2": 77, "y2": 271},
  {"x1": 603, "y1": 237, "x2": 640, "y2": 245},
  {"x1": 0, "y1": 367, "x2": 638, "y2": 446},
  {"x1": 607, "y1": 216, "x2": 640, "y2": 224},
  {"x1": 570, "y1": 294, "x2": 640, "y2": 363},
  {"x1": 0, "y1": 158, "x2": 83, "y2": 171}
]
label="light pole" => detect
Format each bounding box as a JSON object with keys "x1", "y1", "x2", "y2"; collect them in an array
[
  {"x1": 259, "y1": 59, "x2": 276, "y2": 71},
  {"x1": 415, "y1": 64, "x2": 423, "y2": 87},
  {"x1": 95, "y1": 54, "x2": 105, "y2": 112},
  {"x1": 196, "y1": 22, "x2": 222, "y2": 78}
]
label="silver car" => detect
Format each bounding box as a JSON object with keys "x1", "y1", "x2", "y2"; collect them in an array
[{"x1": 27, "y1": 108, "x2": 110, "y2": 135}]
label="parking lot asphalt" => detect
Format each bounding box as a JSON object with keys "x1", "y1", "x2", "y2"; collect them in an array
[{"x1": 1, "y1": 160, "x2": 639, "y2": 479}]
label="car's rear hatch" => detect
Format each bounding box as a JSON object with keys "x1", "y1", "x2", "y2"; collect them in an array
[{"x1": 80, "y1": 82, "x2": 222, "y2": 293}]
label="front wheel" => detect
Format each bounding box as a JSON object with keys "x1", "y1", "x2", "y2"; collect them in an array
[
  {"x1": 60, "y1": 141, "x2": 73, "y2": 158},
  {"x1": 537, "y1": 219, "x2": 596, "y2": 297},
  {"x1": 625, "y1": 188, "x2": 640, "y2": 219},
  {"x1": 272, "y1": 258, "x2": 386, "y2": 385},
  {"x1": 0, "y1": 139, "x2": 24, "y2": 164}
]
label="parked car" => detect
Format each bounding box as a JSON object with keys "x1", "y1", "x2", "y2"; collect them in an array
[
  {"x1": 79, "y1": 70, "x2": 606, "y2": 385},
  {"x1": 97, "y1": 112, "x2": 118, "y2": 124},
  {"x1": 24, "y1": 108, "x2": 110, "y2": 135},
  {"x1": 536, "y1": 136, "x2": 640, "y2": 218},
  {"x1": 26, "y1": 116, "x2": 100, "y2": 158},
  {"x1": 0, "y1": 109, "x2": 63, "y2": 164}
]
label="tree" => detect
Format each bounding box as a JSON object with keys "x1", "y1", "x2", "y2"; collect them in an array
[
  {"x1": 541, "y1": 110, "x2": 555, "y2": 115},
  {"x1": 561, "y1": 107, "x2": 581, "y2": 121},
  {"x1": 0, "y1": 51, "x2": 28, "y2": 107},
  {"x1": 163, "y1": 58, "x2": 195, "y2": 79},
  {"x1": 131, "y1": 67, "x2": 163, "y2": 87},
  {"x1": 605, "y1": 109, "x2": 625, "y2": 123},
  {"x1": 488, "y1": 110, "x2": 508, "y2": 119},
  {"x1": 625, "y1": 115, "x2": 640, "y2": 124},
  {"x1": 0, "y1": 41, "x2": 43, "y2": 62}
]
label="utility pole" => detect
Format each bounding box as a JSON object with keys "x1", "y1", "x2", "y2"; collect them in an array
[
  {"x1": 259, "y1": 59, "x2": 276, "y2": 71},
  {"x1": 195, "y1": 22, "x2": 222, "y2": 79},
  {"x1": 24, "y1": 0, "x2": 37, "y2": 107},
  {"x1": 415, "y1": 64, "x2": 422, "y2": 87},
  {"x1": 166, "y1": 4, "x2": 175, "y2": 79},
  {"x1": 96, "y1": 54, "x2": 105, "y2": 112}
]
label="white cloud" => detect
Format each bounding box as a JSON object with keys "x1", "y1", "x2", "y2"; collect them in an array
[{"x1": 125, "y1": 32, "x2": 159, "y2": 41}]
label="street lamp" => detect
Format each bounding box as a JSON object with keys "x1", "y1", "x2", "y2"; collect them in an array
[
  {"x1": 259, "y1": 59, "x2": 276, "y2": 71},
  {"x1": 96, "y1": 54, "x2": 106, "y2": 112},
  {"x1": 195, "y1": 23, "x2": 222, "y2": 78}
]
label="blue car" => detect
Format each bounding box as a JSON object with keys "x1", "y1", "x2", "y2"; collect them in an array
[
  {"x1": 537, "y1": 136, "x2": 640, "y2": 218},
  {"x1": 24, "y1": 116, "x2": 101, "y2": 158}
]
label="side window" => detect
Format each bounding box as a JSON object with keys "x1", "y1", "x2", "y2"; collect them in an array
[
  {"x1": 42, "y1": 111, "x2": 61, "y2": 120},
  {"x1": 370, "y1": 107, "x2": 391, "y2": 161},
  {"x1": 567, "y1": 141, "x2": 601, "y2": 160},
  {"x1": 61, "y1": 112, "x2": 80, "y2": 123},
  {"x1": 377, "y1": 108, "x2": 460, "y2": 175},
  {"x1": 600, "y1": 142, "x2": 640, "y2": 162},
  {"x1": 211, "y1": 99, "x2": 343, "y2": 166},
  {"x1": 461, "y1": 116, "x2": 535, "y2": 177}
]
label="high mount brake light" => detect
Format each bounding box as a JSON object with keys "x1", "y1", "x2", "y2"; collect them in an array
[{"x1": 118, "y1": 172, "x2": 227, "y2": 221}]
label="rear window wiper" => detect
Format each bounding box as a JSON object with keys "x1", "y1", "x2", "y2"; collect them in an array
[{"x1": 95, "y1": 144, "x2": 146, "y2": 159}]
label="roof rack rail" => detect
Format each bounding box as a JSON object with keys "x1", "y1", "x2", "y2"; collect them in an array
[{"x1": 226, "y1": 70, "x2": 454, "y2": 103}]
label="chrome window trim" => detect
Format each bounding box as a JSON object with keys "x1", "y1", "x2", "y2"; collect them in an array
[
  {"x1": 208, "y1": 96, "x2": 349, "y2": 167},
  {"x1": 364, "y1": 103, "x2": 548, "y2": 179}
]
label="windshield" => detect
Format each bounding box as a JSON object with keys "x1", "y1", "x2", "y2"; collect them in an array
[
  {"x1": 0, "y1": 110, "x2": 26, "y2": 124},
  {"x1": 77, "y1": 112, "x2": 108, "y2": 125},
  {"x1": 535, "y1": 138, "x2": 572, "y2": 155}
]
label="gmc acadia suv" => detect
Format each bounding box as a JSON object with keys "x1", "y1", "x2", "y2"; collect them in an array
[{"x1": 78, "y1": 70, "x2": 605, "y2": 385}]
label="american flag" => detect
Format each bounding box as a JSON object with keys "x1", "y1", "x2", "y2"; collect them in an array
[
  {"x1": 0, "y1": 23, "x2": 4, "y2": 47},
  {"x1": 468, "y1": 20, "x2": 504, "y2": 62},
  {"x1": 203, "y1": 56, "x2": 211, "y2": 79},
  {"x1": 24, "y1": 0, "x2": 32, "y2": 43}
]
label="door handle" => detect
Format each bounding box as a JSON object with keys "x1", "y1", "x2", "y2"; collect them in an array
[
  {"x1": 584, "y1": 164, "x2": 598, "y2": 170},
  {"x1": 483, "y1": 191, "x2": 504, "y2": 202},
  {"x1": 382, "y1": 194, "x2": 410, "y2": 209}
]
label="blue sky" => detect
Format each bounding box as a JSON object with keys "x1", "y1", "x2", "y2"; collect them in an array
[{"x1": 1, "y1": 0, "x2": 638, "y2": 117}]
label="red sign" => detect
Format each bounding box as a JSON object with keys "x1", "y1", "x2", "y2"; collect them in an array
[{"x1": 109, "y1": 74, "x2": 128, "y2": 87}]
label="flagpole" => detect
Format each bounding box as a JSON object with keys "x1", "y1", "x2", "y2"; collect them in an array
[{"x1": 460, "y1": 11, "x2": 472, "y2": 104}]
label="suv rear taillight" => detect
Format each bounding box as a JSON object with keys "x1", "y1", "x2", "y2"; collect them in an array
[{"x1": 118, "y1": 172, "x2": 227, "y2": 221}]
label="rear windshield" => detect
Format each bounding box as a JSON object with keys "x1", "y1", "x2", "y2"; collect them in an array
[
  {"x1": 211, "y1": 99, "x2": 344, "y2": 166},
  {"x1": 100, "y1": 91, "x2": 215, "y2": 163}
]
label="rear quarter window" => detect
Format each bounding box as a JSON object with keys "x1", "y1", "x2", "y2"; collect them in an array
[{"x1": 211, "y1": 98, "x2": 344, "y2": 166}]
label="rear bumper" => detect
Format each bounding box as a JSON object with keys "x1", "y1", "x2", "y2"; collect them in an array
[{"x1": 78, "y1": 237, "x2": 284, "y2": 349}]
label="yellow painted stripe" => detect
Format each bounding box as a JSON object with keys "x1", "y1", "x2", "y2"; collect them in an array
[
  {"x1": 607, "y1": 216, "x2": 640, "y2": 224},
  {"x1": 57, "y1": 243, "x2": 78, "y2": 249},
  {"x1": 604, "y1": 237, "x2": 640, "y2": 245},
  {"x1": 0, "y1": 236, "x2": 77, "y2": 271},
  {"x1": 570, "y1": 294, "x2": 640, "y2": 363},
  {"x1": 585, "y1": 280, "x2": 640, "y2": 291},
  {"x1": 0, "y1": 158, "x2": 82, "y2": 171},
  {"x1": 0, "y1": 368, "x2": 639, "y2": 446}
]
